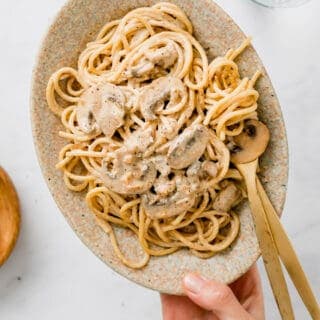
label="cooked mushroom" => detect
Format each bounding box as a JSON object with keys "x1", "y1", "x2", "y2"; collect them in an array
[
  {"x1": 145, "y1": 42, "x2": 178, "y2": 69},
  {"x1": 129, "y1": 60, "x2": 154, "y2": 78},
  {"x1": 100, "y1": 159, "x2": 156, "y2": 195},
  {"x1": 186, "y1": 160, "x2": 218, "y2": 180},
  {"x1": 153, "y1": 176, "x2": 176, "y2": 197},
  {"x1": 142, "y1": 175, "x2": 196, "y2": 219},
  {"x1": 202, "y1": 160, "x2": 218, "y2": 178},
  {"x1": 230, "y1": 120, "x2": 270, "y2": 164},
  {"x1": 138, "y1": 76, "x2": 187, "y2": 121},
  {"x1": 168, "y1": 125, "x2": 209, "y2": 169},
  {"x1": 76, "y1": 87, "x2": 99, "y2": 133},
  {"x1": 124, "y1": 127, "x2": 154, "y2": 153},
  {"x1": 76, "y1": 83, "x2": 126, "y2": 137},
  {"x1": 127, "y1": 42, "x2": 178, "y2": 78},
  {"x1": 152, "y1": 155, "x2": 171, "y2": 176},
  {"x1": 158, "y1": 117, "x2": 178, "y2": 140},
  {"x1": 212, "y1": 182, "x2": 242, "y2": 212},
  {"x1": 92, "y1": 83, "x2": 126, "y2": 137},
  {"x1": 143, "y1": 192, "x2": 195, "y2": 219},
  {"x1": 186, "y1": 160, "x2": 202, "y2": 177}
]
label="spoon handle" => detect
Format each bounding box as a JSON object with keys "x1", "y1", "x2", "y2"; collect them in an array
[
  {"x1": 257, "y1": 178, "x2": 320, "y2": 319},
  {"x1": 237, "y1": 161, "x2": 294, "y2": 320}
]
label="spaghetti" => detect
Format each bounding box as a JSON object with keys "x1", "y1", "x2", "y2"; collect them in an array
[{"x1": 46, "y1": 2, "x2": 261, "y2": 268}]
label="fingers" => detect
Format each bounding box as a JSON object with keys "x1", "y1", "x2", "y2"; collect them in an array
[
  {"x1": 241, "y1": 265, "x2": 265, "y2": 320},
  {"x1": 161, "y1": 294, "x2": 186, "y2": 320},
  {"x1": 183, "y1": 274, "x2": 254, "y2": 320},
  {"x1": 229, "y1": 265, "x2": 265, "y2": 320},
  {"x1": 160, "y1": 294, "x2": 207, "y2": 320}
]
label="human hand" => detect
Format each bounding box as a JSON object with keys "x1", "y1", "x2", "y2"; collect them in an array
[{"x1": 161, "y1": 264, "x2": 264, "y2": 320}]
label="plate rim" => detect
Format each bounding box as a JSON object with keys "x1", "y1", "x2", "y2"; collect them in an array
[{"x1": 30, "y1": 0, "x2": 289, "y2": 294}]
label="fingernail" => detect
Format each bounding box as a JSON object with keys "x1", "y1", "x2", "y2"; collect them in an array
[{"x1": 183, "y1": 274, "x2": 206, "y2": 294}]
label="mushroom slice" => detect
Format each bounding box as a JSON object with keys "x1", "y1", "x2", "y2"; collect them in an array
[
  {"x1": 142, "y1": 175, "x2": 196, "y2": 219},
  {"x1": 202, "y1": 161, "x2": 218, "y2": 178},
  {"x1": 145, "y1": 42, "x2": 178, "y2": 69},
  {"x1": 143, "y1": 192, "x2": 195, "y2": 219},
  {"x1": 92, "y1": 83, "x2": 126, "y2": 138},
  {"x1": 153, "y1": 176, "x2": 176, "y2": 197},
  {"x1": 76, "y1": 83, "x2": 126, "y2": 137},
  {"x1": 101, "y1": 159, "x2": 156, "y2": 195},
  {"x1": 230, "y1": 120, "x2": 270, "y2": 164},
  {"x1": 158, "y1": 117, "x2": 178, "y2": 140},
  {"x1": 76, "y1": 105, "x2": 97, "y2": 134},
  {"x1": 187, "y1": 160, "x2": 202, "y2": 177},
  {"x1": 124, "y1": 127, "x2": 154, "y2": 153},
  {"x1": 76, "y1": 87, "x2": 99, "y2": 133},
  {"x1": 168, "y1": 125, "x2": 209, "y2": 170},
  {"x1": 129, "y1": 60, "x2": 154, "y2": 78},
  {"x1": 212, "y1": 182, "x2": 242, "y2": 212},
  {"x1": 152, "y1": 155, "x2": 171, "y2": 176},
  {"x1": 138, "y1": 76, "x2": 187, "y2": 121},
  {"x1": 126, "y1": 42, "x2": 178, "y2": 79}
]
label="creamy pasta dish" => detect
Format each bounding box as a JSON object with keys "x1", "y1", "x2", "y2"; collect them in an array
[{"x1": 46, "y1": 2, "x2": 263, "y2": 268}]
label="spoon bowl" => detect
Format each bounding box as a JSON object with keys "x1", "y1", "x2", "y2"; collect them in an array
[{"x1": 230, "y1": 120, "x2": 270, "y2": 165}]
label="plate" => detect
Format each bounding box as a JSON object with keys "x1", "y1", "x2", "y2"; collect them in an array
[{"x1": 31, "y1": 0, "x2": 288, "y2": 294}]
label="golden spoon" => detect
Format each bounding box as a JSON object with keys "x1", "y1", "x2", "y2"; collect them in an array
[
  {"x1": 0, "y1": 167, "x2": 20, "y2": 266},
  {"x1": 231, "y1": 120, "x2": 294, "y2": 319},
  {"x1": 257, "y1": 179, "x2": 320, "y2": 319},
  {"x1": 231, "y1": 119, "x2": 320, "y2": 319}
]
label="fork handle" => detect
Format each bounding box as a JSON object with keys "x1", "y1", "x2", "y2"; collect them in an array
[
  {"x1": 257, "y1": 178, "x2": 320, "y2": 320},
  {"x1": 237, "y1": 162, "x2": 294, "y2": 319}
]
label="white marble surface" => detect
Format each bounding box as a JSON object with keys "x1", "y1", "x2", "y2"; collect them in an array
[{"x1": 0, "y1": 0, "x2": 319, "y2": 319}]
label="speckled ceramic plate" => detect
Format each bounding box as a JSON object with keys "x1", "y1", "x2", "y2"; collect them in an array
[{"x1": 31, "y1": 0, "x2": 288, "y2": 294}]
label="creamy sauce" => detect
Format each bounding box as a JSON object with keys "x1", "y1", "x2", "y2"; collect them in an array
[
  {"x1": 127, "y1": 41, "x2": 178, "y2": 78},
  {"x1": 76, "y1": 77, "x2": 240, "y2": 219},
  {"x1": 76, "y1": 83, "x2": 125, "y2": 137}
]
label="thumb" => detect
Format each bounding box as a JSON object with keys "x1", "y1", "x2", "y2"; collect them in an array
[{"x1": 183, "y1": 274, "x2": 254, "y2": 320}]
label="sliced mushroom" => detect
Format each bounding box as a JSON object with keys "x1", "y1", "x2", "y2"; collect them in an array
[
  {"x1": 158, "y1": 117, "x2": 178, "y2": 140},
  {"x1": 76, "y1": 83, "x2": 126, "y2": 137},
  {"x1": 138, "y1": 76, "x2": 187, "y2": 121},
  {"x1": 76, "y1": 106, "x2": 97, "y2": 134},
  {"x1": 212, "y1": 183, "x2": 242, "y2": 212},
  {"x1": 202, "y1": 161, "x2": 218, "y2": 178},
  {"x1": 187, "y1": 160, "x2": 218, "y2": 181},
  {"x1": 120, "y1": 86, "x2": 138, "y2": 111},
  {"x1": 127, "y1": 42, "x2": 178, "y2": 79},
  {"x1": 152, "y1": 155, "x2": 171, "y2": 176},
  {"x1": 76, "y1": 87, "x2": 99, "y2": 133},
  {"x1": 100, "y1": 159, "x2": 156, "y2": 195},
  {"x1": 230, "y1": 120, "x2": 270, "y2": 164},
  {"x1": 142, "y1": 175, "x2": 196, "y2": 219},
  {"x1": 153, "y1": 176, "x2": 176, "y2": 197},
  {"x1": 92, "y1": 83, "x2": 126, "y2": 138},
  {"x1": 168, "y1": 125, "x2": 209, "y2": 169},
  {"x1": 145, "y1": 42, "x2": 178, "y2": 69},
  {"x1": 129, "y1": 60, "x2": 154, "y2": 78},
  {"x1": 186, "y1": 160, "x2": 202, "y2": 177},
  {"x1": 124, "y1": 126, "x2": 154, "y2": 153}
]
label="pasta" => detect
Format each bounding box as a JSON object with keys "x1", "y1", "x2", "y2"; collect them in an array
[{"x1": 46, "y1": 2, "x2": 261, "y2": 268}]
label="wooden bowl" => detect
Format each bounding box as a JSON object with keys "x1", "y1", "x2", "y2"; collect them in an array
[
  {"x1": 31, "y1": 0, "x2": 288, "y2": 294},
  {"x1": 0, "y1": 167, "x2": 20, "y2": 266}
]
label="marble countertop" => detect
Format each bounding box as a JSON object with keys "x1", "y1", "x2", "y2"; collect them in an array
[{"x1": 0, "y1": 0, "x2": 319, "y2": 319}]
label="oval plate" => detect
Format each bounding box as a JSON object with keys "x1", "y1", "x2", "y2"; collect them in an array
[{"x1": 31, "y1": 0, "x2": 288, "y2": 294}]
